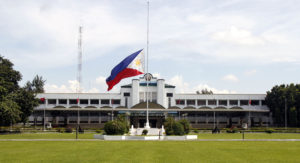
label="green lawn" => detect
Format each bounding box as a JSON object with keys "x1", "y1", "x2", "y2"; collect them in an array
[
  {"x1": 197, "y1": 133, "x2": 300, "y2": 139},
  {"x1": 0, "y1": 141, "x2": 299, "y2": 162},
  {"x1": 0, "y1": 133, "x2": 94, "y2": 139},
  {"x1": 1, "y1": 132, "x2": 300, "y2": 139}
]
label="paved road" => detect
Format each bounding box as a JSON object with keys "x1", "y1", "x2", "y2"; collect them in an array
[{"x1": 1, "y1": 139, "x2": 300, "y2": 141}]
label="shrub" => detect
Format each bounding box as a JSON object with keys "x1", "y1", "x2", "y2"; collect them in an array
[
  {"x1": 164, "y1": 117, "x2": 185, "y2": 135},
  {"x1": 95, "y1": 129, "x2": 102, "y2": 133},
  {"x1": 173, "y1": 122, "x2": 184, "y2": 135},
  {"x1": 265, "y1": 129, "x2": 275, "y2": 134},
  {"x1": 179, "y1": 119, "x2": 190, "y2": 134},
  {"x1": 65, "y1": 127, "x2": 73, "y2": 133},
  {"x1": 142, "y1": 129, "x2": 148, "y2": 135},
  {"x1": 193, "y1": 129, "x2": 199, "y2": 133},
  {"x1": 104, "y1": 120, "x2": 127, "y2": 135}
]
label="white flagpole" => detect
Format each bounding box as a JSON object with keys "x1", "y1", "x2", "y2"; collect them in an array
[{"x1": 145, "y1": 0, "x2": 150, "y2": 129}]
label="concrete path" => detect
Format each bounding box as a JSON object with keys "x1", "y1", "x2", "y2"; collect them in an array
[{"x1": 1, "y1": 139, "x2": 300, "y2": 141}]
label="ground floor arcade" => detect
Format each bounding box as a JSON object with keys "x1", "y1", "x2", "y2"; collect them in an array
[{"x1": 29, "y1": 109, "x2": 271, "y2": 128}]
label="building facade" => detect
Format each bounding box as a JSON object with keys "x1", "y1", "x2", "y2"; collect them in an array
[{"x1": 31, "y1": 74, "x2": 271, "y2": 128}]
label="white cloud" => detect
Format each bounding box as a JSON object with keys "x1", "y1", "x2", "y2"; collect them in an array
[
  {"x1": 222, "y1": 74, "x2": 239, "y2": 83},
  {"x1": 212, "y1": 26, "x2": 265, "y2": 45},
  {"x1": 45, "y1": 80, "x2": 79, "y2": 93},
  {"x1": 167, "y1": 75, "x2": 237, "y2": 94}
]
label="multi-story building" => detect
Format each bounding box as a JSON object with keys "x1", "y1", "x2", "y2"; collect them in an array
[{"x1": 31, "y1": 74, "x2": 271, "y2": 128}]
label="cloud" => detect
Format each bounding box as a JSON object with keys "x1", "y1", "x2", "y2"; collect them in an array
[
  {"x1": 222, "y1": 74, "x2": 239, "y2": 83},
  {"x1": 45, "y1": 80, "x2": 79, "y2": 93},
  {"x1": 167, "y1": 75, "x2": 237, "y2": 94},
  {"x1": 212, "y1": 26, "x2": 265, "y2": 45}
]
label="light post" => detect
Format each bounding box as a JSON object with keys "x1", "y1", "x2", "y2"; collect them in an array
[{"x1": 285, "y1": 97, "x2": 287, "y2": 130}]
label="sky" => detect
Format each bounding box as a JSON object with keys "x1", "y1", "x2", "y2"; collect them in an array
[{"x1": 1, "y1": 0, "x2": 300, "y2": 94}]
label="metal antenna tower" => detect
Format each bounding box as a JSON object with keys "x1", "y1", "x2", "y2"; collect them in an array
[{"x1": 77, "y1": 26, "x2": 83, "y2": 93}]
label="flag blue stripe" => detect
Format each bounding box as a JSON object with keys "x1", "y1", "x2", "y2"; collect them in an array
[{"x1": 106, "y1": 49, "x2": 143, "y2": 82}]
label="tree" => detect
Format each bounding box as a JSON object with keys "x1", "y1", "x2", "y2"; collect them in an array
[
  {"x1": 15, "y1": 88, "x2": 39, "y2": 124},
  {"x1": 0, "y1": 56, "x2": 22, "y2": 94},
  {"x1": 24, "y1": 75, "x2": 46, "y2": 94},
  {"x1": 0, "y1": 56, "x2": 22, "y2": 126},
  {"x1": 0, "y1": 55, "x2": 45, "y2": 126},
  {"x1": 265, "y1": 84, "x2": 300, "y2": 127},
  {"x1": 0, "y1": 95, "x2": 21, "y2": 125},
  {"x1": 196, "y1": 88, "x2": 213, "y2": 94}
]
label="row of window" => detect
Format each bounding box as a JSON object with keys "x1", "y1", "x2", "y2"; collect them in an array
[
  {"x1": 42, "y1": 99, "x2": 121, "y2": 105},
  {"x1": 176, "y1": 99, "x2": 265, "y2": 106}
]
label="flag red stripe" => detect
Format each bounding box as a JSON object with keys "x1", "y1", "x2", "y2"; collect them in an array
[{"x1": 106, "y1": 68, "x2": 143, "y2": 91}]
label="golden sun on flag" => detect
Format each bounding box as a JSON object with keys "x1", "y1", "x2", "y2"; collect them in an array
[{"x1": 135, "y1": 59, "x2": 141, "y2": 66}]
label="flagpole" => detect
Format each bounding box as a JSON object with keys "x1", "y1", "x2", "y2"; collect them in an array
[{"x1": 145, "y1": 0, "x2": 150, "y2": 129}]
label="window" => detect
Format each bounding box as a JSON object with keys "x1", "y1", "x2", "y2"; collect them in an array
[
  {"x1": 69, "y1": 99, "x2": 77, "y2": 105},
  {"x1": 261, "y1": 100, "x2": 266, "y2": 105},
  {"x1": 176, "y1": 100, "x2": 185, "y2": 105},
  {"x1": 124, "y1": 92, "x2": 130, "y2": 97},
  {"x1": 101, "y1": 99, "x2": 110, "y2": 105},
  {"x1": 250, "y1": 100, "x2": 259, "y2": 106},
  {"x1": 187, "y1": 100, "x2": 195, "y2": 105},
  {"x1": 197, "y1": 100, "x2": 206, "y2": 106},
  {"x1": 58, "y1": 99, "x2": 67, "y2": 105},
  {"x1": 219, "y1": 100, "x2": 227, "y2": 106},
  {"x1": 80, "y1": 99, "x2": 88, "y2": 105},
  {"x1": 240, "y1": 100, "x2": 249, "y2": 106},
  {"x1": 166, "y1": 93, "x2": 173, "y2": 97},
  {"x1": 208, "y1": 100, "x2": 216, "y2": 105},
  {"x1": 168, "y1": 98, "x2": 171, "y2": 108},
  {"x1": 48, "y1": 99, "x2": 56, "y2": 104},
  {"x1": 229, "y1": 100, "x2": 238, "y2": 106},
  {"x1": 90, "y1": 99, "x2": 99, "y2": 105},
  {"x1": 111, "y1": 99, "x2": 120, "y2": 105}
]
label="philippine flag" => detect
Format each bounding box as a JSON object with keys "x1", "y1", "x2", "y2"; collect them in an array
[{"x1": 106, "y1": 49, "x2": 145, "y2": 91}]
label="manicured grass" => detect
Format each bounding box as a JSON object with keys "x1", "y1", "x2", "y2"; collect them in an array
[
  {"x1": 0, "y1": 141, "x2": 300, "y2": 162},
  {"x1": 0, "y1": 133, "x2": 94, "y2": 139},
  {"x1": 2, "y1": 132, "x2": 300, "y2": 139},
  {"x1": 197, "y1": 133, "x2": 300, "y2": 139}
]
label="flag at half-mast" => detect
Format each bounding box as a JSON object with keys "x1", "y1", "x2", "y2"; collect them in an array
[{"x1": 106, "y1": 49, "x2": 145, "y2": 91}]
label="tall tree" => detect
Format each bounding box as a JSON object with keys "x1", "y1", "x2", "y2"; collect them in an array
[
  {"x1": 266, "y1": 84, "x2": 300, "y2": 127},
  {"x1": 0, "y1": 56, "x2": 45, "y2": 126},
  {"x1": 24, "y1": 75, "x2": 46, "y2": 94},
  {"x1": 0, "y1": 56, "x2": 22, "y2": 126},
  {"x1": 15, "y1": 88, "x2": 39, "y2": 124}
]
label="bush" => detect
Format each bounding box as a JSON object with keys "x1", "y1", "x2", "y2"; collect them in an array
[
  {"x1": 104, "y1": 115, "x2": 129, "y2": 135},
  {"x1": 65, "y1": 127, "x2": 73, "y2": 133},
  {"x1": 142, "y1": 129, "x2": 148, "y2": 135},
  {"x1": 179, "y1": 119, "x2": 190, "y2": 134},
  {"x1": 226, "y1": 127, "x2": 239, "y2": 133},
  {"x1": 95, "y1": 129, "x2": 102, "y2": 133},
  {"x1": 193, "y1": 129, "x2": 199, "y2": 133},
  {"x1": 173, "y1": 122, "x2": 184, "y2": 135},
  {"x1": 164, "y1": 117, "x2": 185, "y2": 135},
  {"x1": 265, "y1": 129, "x2": 275, "y2": 134}
]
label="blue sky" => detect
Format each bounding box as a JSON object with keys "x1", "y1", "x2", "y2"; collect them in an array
[{"x1": 1, "y1": 0, "x2": 300, "y2": 94}]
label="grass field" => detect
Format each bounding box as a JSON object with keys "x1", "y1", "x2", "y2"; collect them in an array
[
  {"x1": 1, "y1": 132, "x2": 300, "y2": 139},
  {"x1": 0, "y1": 141, "x2": 300, "y2": 162}
]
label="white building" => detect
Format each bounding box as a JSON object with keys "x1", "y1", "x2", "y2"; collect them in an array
[{"x1": 31, "y1": 74, "x2": 271, "y2": 128}]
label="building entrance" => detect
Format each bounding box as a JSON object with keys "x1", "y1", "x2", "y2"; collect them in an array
[{"x1": 131, "y1": 116, "x2": 164, "y2": 128}]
